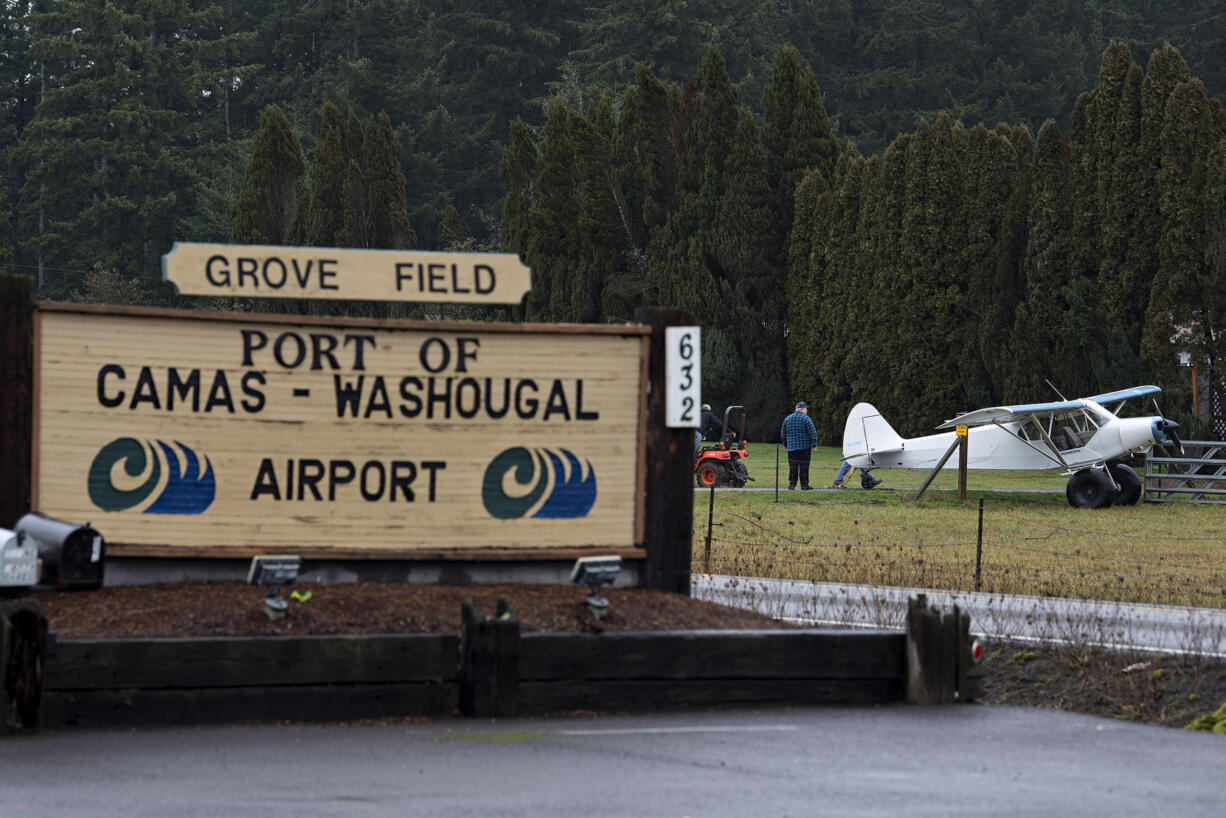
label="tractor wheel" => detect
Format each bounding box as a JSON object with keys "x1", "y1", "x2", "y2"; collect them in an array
[
  {"x1": 696, "y1": 463, "x2": 719, "y2": 488},
  {"x1": 1066, "y1": 468, "x2": 1115, "y2": 509},
  {"x1": 1109, "y1": 463, "x2": 1142, "y2": 506},
  {"x1": 727, "y1": 461, "x2": 750, "y2": 488}
]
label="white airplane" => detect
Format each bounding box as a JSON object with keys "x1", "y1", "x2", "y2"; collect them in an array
[{"x1": 842, "y1": 386, "x2": 1181, "y2": 508}]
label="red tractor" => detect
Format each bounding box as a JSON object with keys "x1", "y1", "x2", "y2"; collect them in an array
[{"x1": 694, "y1": 406, "x2": 753, "y2": 488}]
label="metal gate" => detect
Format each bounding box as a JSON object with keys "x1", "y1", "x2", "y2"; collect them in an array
[
  {"x1": 1144, "y1": 440, "x2": 1226, "y2": 504},
  {"x1": 1214, "y1": 380, "x2": 1226, "y2": 441}
]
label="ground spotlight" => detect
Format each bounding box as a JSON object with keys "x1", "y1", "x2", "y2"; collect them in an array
[
  {"x1": 246, "y1": 555, "x2": 301, "y2": 620},
  {"x1": 570, "y1": 555, "x2": 621, "y2": 619}
]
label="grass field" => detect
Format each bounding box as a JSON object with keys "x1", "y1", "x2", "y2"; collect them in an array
[{"x1": 692, "y1": 444, "x2": 1226, "y2": 608}]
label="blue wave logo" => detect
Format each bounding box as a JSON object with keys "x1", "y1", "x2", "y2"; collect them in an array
[
  {"x1": 482, "y1": 447, "x2": 597, "y2": 519},
  {"x1": 88, "y1": 438, "x2": 216, "y2": 514}
]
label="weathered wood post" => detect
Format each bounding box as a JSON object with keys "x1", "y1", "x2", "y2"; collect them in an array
[
  {"x1": 459, "y1": 598, "x2": 520, "y2": 718},
  {"x1": 1, "y1": 599, "x2": 48, "y2": 734},
  {"x1": 0, "y1": 275, "x2": 34, "y2": 529},
  {"x1": 905, "y1": 594, "x2": 970, "y2": 704},
  {"x1": 636, "y1": 306, "x2": 696, "y2": 595},
  {"x1": 957, "y1": 427, "x2": 968, "y2": 500}
]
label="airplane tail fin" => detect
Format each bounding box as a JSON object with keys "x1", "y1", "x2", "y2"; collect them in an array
[{"x1": 843, "y1": 403, "x2": 905, "y2": 462}]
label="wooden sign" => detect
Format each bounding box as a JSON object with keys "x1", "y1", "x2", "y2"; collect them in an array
[
  {"x1": 162, "y1": 243, "x2": 532, "y2": 304},
  {"x1": 33, "y1": 305, "x2": 648, "y2": 556}
]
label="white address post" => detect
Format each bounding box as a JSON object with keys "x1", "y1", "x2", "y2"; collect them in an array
[{"x1": 664, "y1": 326, "x2": 701, "y2": 428}]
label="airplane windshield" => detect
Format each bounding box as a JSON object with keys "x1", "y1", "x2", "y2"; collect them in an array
[{"x1": 1017, "y1": 410, "x2": 1101, "y2": 451}]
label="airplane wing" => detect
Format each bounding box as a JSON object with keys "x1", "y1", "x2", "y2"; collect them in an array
[
  {"x1": 936, "y1": 400, "x2": 1086, "y2": 429},
  {"x1": 937, "y1": 386, "x2": 1164, "y2": 429},
  {"x1": 1085, "y1": 385, "x2": 1161, "y2": 414}
]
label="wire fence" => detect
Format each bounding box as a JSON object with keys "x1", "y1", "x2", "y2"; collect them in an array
[{"x1": 693, "y1": 488, "x2": 1226, "y2": 610}]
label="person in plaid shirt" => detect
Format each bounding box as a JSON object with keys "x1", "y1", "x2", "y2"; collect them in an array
[{"x1": 780, "y1": 401, "x2": 818, "y2": 490}]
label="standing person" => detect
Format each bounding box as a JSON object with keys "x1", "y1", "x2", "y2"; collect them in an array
[{"x1": 780, "y1": 401, "x2": 818, "y2": 490}]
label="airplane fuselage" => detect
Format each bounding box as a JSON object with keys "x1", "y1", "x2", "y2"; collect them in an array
[{"x1": 846, "y1": 406, "x2": 1163, "y2": 475}]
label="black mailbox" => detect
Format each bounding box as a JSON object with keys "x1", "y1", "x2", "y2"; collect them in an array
[{"x1": 14, "y1": 513, "x2": 105, "y2": 590}]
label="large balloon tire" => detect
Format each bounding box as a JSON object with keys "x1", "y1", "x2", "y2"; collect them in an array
[
  {"x1": 1109, "y1": 463, "x2": 1142, "y2": 506},
  {"x1": 696, "y1": 463, "x2": 719, "y2": 488},
  {"x1": 1066, "y1": 468, "x2": 1115, "y2": 509}
]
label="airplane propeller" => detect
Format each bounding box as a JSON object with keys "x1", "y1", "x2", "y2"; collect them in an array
[{"x1": 1151, "y1": 398, "x2": 1185, "y2": 455}]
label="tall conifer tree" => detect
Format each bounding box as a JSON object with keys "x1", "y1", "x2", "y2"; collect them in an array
[
  {"x1": 304, "y1": 102, "x2": 348, "y2": 247},
  {"x1": 1008, "y1": 120, "x2": 1073, "y2": 400},
  {"x1": 363, "y1": 112, "x2": 417, "y2": 250},
  {"x1": 1142, "y1": 78, "x2": 1226, "y2": 406},
  {"x1": 231, "y1": 105, "x2": 305, "y2": 245},
  {"x1": 525, "y1": 101, "x2": 581, "y2": 321},
  {"x1": 762, "y1": 45, "x2": 837, "y2": 267},
  {"x1": 19, "y1": 0, "x2": 250, "y2": 292},
  {"x1": 498, "y1": 118, "x2": 539, "y2": 260}
]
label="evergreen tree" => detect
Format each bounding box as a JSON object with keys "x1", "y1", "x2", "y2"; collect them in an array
[
  {"x1": 964, "y1": 124, "x2": 1023, "y2": 406},
  {"x1": 834, "y1": 152, "x2": 884, "y2": 439},
  {"x1": 1008, "y1": 119, "x2": 1073, "y2": 401},
  {"x1": 983, "y1": 125, "x2": 1033, "y2": 400},
  {"x1": 645, "y1": 48, "x2": 785, "y2": 437},
  {"x1": 17, "y1": 0, "x2": 252, "y2": 295},
  {"x1": 569, "y1": 0, "x2": 717, "y2": 95},
  {"x1": 762, "y1": 44, "x2": 838, "y2": 253},
  {"x1": 231, "y1": 105, "x2": 305, "y2": 245},
  {"x1": 890, "y1": 115, "x2": 972, "y2": 428},
  {"x1": 362, "y1": 112, "x2": 416, "y2": 250},
  {"x1": 438, "y1": 204, "x2": 468, "y2": 249},
  {"x1": 498, "y1": 119, "x2": 538, "y2": 260},
  {"x1": 646, "y1": 52, "x2": 734, "y2": 321},
  {"x1": 782, "y1": 166, "x2": 827, "y2": 411},
  {"x1": 525, "y1": 100, "x2": 581, "y2": 322},
  {"x1": 619, "y1": 63, "x2": 682, "y2": 238},
  {"x1": 411, "y1": 0, "x2": 577, "y2": 243},
  {"x1": 855, "y1": 139, "x2": 908, "y2": 430},
  {"x1": 1132, "y1": 43, "x2": 1192, "y2": 360},
  {"x1": 304, "y1": 101, "x2": 348, "y2": 247},
  {"x1": 761, "y1": 43, "x2": 839, "y2": 404},
  {"x1": 1142, "y1": 77, "x2": 1226, "y2": 407},
  {"x1": 1097, "y1": 57, "x2": 1147, "y2": 356},
  {"x1": 794, "y1": 148, "x2": 864, "y2": 439},
  {"x1": 574, "y1": 93, "x2": 635, "y2": 323}
]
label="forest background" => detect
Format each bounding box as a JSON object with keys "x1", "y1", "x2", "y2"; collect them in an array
[{"x1": 4, "y1": 0, "x2": 1226, "y2": 442}]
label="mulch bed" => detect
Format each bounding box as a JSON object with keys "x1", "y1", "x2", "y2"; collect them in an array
[
  {"x1": 29, "y1": 581, "x2": 798, "y2": 639},
  {"x1": 977, "y1": 639, "x2": 1226, "y2": 730}
]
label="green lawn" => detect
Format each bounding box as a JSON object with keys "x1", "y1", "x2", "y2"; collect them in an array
[
  {"x1": 731, "y1": 443, "x2": 1070, "y2": 492},
  {"x1": 692, "y1": 445, "x2": 1226, "y2": 608}
]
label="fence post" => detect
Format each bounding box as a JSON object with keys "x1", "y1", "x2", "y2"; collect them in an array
[
  {"x1": 1, "y1": 599, "x2": 47, "y2": 734},
  {"x1": 774, "y1": 444, "x2": 779, "y2": 503},
  {"x1": 0, "y1": 275, "x2": 34, "y2": 529},
  {"x1": 704, "y1": 481, "x2": 715, "y2": 573},
  {"x1": 905, "y1": 594, "x2": 960, "y2": 704},
  {"x1": 974, "y1": 498, "x2": 984, "y2": 591},
  {"x1": 459, "y1": 598, "x2": 520, "y2": 718}
]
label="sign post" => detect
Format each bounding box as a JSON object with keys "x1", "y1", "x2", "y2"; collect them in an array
[
  {"x1": 956, "y1": 420, "x2": 968, "y2": 500},
  {"x1": 637, "y1": 307, "x2": 695, "y2": 595}
]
